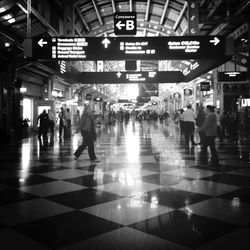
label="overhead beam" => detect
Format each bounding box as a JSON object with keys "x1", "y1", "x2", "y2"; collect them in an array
[
  {"x1": 173, "y1": 1, "x2": 188, "y2": 31},
  {"x1": 234, "y1": 0, "x2": 250, "y2": 17},
  {"x1": 17, "y1": 0, "x2": 60, "y2": 36},
  {"x1": 209, "y1": 0, "x2": 249, "y2": 36},
  {"x1": 159, "y1": 0, "x2": 170, "y2": 25},
  {"x1": 210, "y1": 23, "x2": 228, "y2": 35},
  {"x1": 111, "y1": 0, "x2": 116, "y2": 13},
  {"x1": 92, "y1": 0, "x2": 103, "y2": 26},
  {"x1": 229, "y1": 23, "x2": 248, "y2": 40},
  {"x1": 130, "y1": 0, "x2": 133, "y2": 12},
  {"x1": 74, "y1": 26, "x2": 82, "y2": 36},
  {"x1": 145, "y1": 0, "x2": 150, "y2": 22},
  {"x1": 75, "y1": 6, "x2": 90, "y2": 32}
]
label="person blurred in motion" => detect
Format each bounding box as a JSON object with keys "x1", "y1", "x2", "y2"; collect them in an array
[
  {"x1": 65, "y1": 108, "x2": 72, "y2": 138},
  {"x1": 183, "y1": 104, "x2": 196, "y2": 146},
  {"x1": 164, "y1": 110, "x2": 170, "y2": 126},
  {"x1": 199, "y1": 105, "x2": 220, "y2": 167},
  {"x1": 37, "y1": 109, "x2": 49, "y2": 139},
  {"x1": 179, "y1": 109, "x2": 184, "y2": 134},
  {"x1": 196, "y1": 106, "x2": 206, "y2": 149},
  {"x1": 131, "y1": 107, "x2": 137, "y2": 127},
  {"x1": 216, "y1": 110, "x2": 223, "y2": 143},
  {"x1": 73, "y1": 105, "x2": 99, "y2": 162},
  {"x1": 58, "y1": 107, "x2": 66, "y2": 138},
  {"x1": 48, "y1": 109, "x2": 55, "y2": 136}
]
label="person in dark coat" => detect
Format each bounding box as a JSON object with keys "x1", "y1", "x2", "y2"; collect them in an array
[
  {"x1": 196, "y1": 106, "x2": 206, "y2": 149},
  {"x1": 199, "y1": 105, "x2": 219, "y2": 167},
  {"x1": 37, "y1": 110, "x2": 49, "y2": 138},
  {"x1": 73, "y1": 105, "x2": 99, "y2": 162}
]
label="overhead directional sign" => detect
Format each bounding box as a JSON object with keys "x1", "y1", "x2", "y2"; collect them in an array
[
  {"x1": 65, "y1": 71, "x2": 184, "y2": 84},
  {"x1": 114, "y1": 12, "x2": 136, "y2": 35},
  {"x1": 29, "y1": 36, "x2": 233, "y2": 61},
  {"x1": 218, "y1": 72, "x2": 248, "y2": 82}
]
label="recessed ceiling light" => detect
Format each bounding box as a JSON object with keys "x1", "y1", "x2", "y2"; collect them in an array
[
  {"x1": 3, "y1": 14, "x2": 12, "y2": 20},
  {"x1": 8, "y1": 18, "x2": 15, "y2": 23},
  {"x1": 4, "y1": 42, "x2": 10, "y2": 47},
  {"x1": 0, "y1": 7, "x2": 7, "y2": 13}
]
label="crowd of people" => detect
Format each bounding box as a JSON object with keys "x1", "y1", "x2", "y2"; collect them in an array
[
  {"x1": 36, "y1": 103, "x2": 248, "y2": 167},
  {"x1": 37, "y1": 107, "x2": 72, "y2": 140}
]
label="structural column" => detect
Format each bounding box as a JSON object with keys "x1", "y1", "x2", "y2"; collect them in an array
[{"x1": 62, "y1": 0, "x2": 75, "y2": 36}]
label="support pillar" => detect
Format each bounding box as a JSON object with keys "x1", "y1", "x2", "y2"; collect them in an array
[{"x1": 62, "y1": 0, "x2": 75, "y2": 36}]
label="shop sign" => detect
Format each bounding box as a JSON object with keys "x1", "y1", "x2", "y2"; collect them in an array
[
  {"x1": 200, "y1": 81, "x2": 210, "y2": 91},
  {"x1": 86, "y1": 93, "x2": 92, "y2": 100},
  {"x1": 184, "y1": 89, "x2": 192, "y2": 96},
  {"x1": 241, "y1": 98, "x2": 250, "y2": 107}
]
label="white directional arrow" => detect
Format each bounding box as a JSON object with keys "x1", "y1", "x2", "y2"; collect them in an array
[
  {"x1": 209, "y1": 37, "x2": 220, "y2": 46},
  {"x1": 38, "y1": 38, "x2": 48, "y2": 47},
  {"x1": 116, "y1": 21, "x2": 126, "y2": 30},
  {"x1": 117, "y1": 72, "x2": 122, "y2": 78},
  {"x1": 102, "y1": 38, "x2": 110, "y2": 48}
]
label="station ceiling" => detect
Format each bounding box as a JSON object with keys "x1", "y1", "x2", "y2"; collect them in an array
[{"x1": 0, "y1": 0, "x2": 249, "y2": 91}]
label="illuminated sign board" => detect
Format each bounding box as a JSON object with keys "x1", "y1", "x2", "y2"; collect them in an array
[
  {"x1": 114, "y1": 12, "x2": 136, "y2": 35},
  {"x1": 29, "y1": 36, "x2": 232, "y2": 61},
  {"x1": 66, "y1": 71, "x2": 184, "y2": 83},
  {"x1": 139, "y1": 83, "x2": 158, "y2": 97},
  {"x1": 218, "y1": 72, "x2": 248, "y2": 82},
  {"x1": 241, "y1": 98, "x2": 250, "y2": 107},
  {"x1": 200, "y1": 81, "x2": 211, "y2": 91}
]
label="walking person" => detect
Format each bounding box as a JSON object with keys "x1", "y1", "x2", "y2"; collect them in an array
[
  {"x1": 131, "y1": 107, "x2": 137, "y2": 127},
  {"x1": 48, "y1": 110, "x2": 55, "y2": 136},
  {"x1": 58, "y1": 107, "x2": 66, "y2": 138},
  {"x1": 216, "y1": 110, "x2": 223, "y2": 143},
  {"x1": 199, "y1": 105, "x2": 220, "y2": 167},
  {"x1": 65, "y1": 108, "x2": 72, "y2": 138},
  {"x1": 73, "y1": 105, "x2": 99, "y2": 162},
  {"x1": 196, "y1": 106, "x2": 206, "y2": 149},
  {"x1": 179, "y1": 109, "x2": 184, "y2": 134},
  {"x1": 37, "y1": 110, "x2": 49, "y2": 139},
  {"x1": 183, "y1": 104, "x2": 196, "y2": 146}
]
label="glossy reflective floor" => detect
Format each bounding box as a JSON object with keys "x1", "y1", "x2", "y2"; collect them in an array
[{"x1": 0, "y1": 121, "x2": 250, "y2": 249}]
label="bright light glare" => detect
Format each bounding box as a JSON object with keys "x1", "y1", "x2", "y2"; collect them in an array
[
  {"x1": 8, "y1": 18, "x2": 16, "y2": 23},
  {"x1": 121, "y1": 84, "x2": 138, "y2": 99},
  {"x1": 3, "y1": 14, "x2": 12, "y2": 20},
  {"x1": 0, "y1": 7, "x2": 7, "y2": 13}
]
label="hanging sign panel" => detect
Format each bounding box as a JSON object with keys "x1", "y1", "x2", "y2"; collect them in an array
[
  {"x1": 65, "y1": 71, "x2": 184, "y2": 83},
  {"x1": 28, "y1": 36, "x2": 233, "y2": 61},
  {"x1": 218, "y1": 72, "x2": 248, "y2": 82}
]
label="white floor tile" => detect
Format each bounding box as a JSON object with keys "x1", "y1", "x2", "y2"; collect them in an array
[{"x1": 82, "y1": 197, "x2": 173, "y2": 225}]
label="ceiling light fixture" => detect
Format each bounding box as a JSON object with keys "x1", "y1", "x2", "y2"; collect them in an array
[
  {"x1": 8, "y1": 17, "x2": 15, "y2": 23},
  {"x1": 0, "y1": 7, "x2": 7, "y2": 13},
  {"x1": 3, "y1": 14, "x2": 12, "y2": 20}
]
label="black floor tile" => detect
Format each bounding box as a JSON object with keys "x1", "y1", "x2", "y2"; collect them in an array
[
  {"x1": 0, "y1": 189, "x2": 37, "y2": 205},
  {"x1": 64, "y1": 174, "x2": 114, "y2": 187},
  {"x1": 137, "y1": 188, "x2": 211, "y2": 209},
  {"x1": 129, "y1": 210, "x2": 237, "y2": 248},
  {"x1": 29, "y1": 166, "x2": 70, "y2": 174},
  {"x1": 0, "y1": 175, "x2": 56, "y2": 187},
  {"x1": 202, "y1": 174, "x2": 250, "y2": 187},
  {"x1": 15, "y1": 210, "x2": 122, "y2": 249},
  {"x1": 46, "y1": 188, "x2": 125, "y2": 209}
]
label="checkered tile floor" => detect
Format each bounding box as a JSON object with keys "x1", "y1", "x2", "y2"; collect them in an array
[{"x1": 0, "y1": 121, "x2": 250, "y2": 249}]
